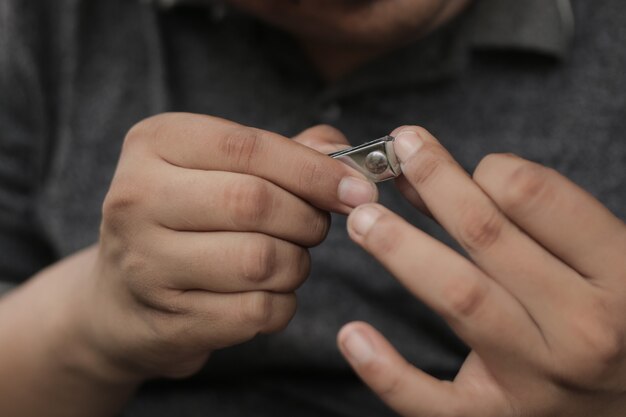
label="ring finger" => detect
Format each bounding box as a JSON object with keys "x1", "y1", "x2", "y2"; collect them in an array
[{"x1": 147, "y1": 229, "x2": 310, "y2": 294}]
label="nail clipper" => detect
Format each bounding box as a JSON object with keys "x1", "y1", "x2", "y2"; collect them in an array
[{"x1": 329, "y1": 136, "x2": 401, "y2": 183}]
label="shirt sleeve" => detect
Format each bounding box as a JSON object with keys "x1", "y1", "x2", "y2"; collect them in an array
[{"x1": 0, "y1": 1, "x2": 57, "y2": 284}]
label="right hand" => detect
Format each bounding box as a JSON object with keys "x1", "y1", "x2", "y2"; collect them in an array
[{"x1": 75, "y1": 113, "x2": 376, "y2": 381}]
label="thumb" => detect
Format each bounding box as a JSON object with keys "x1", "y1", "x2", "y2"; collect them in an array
[
  {"x1": 338, "y1": 321, "x2": 464, "y2": 417},
  {"x1": 292, "y1": 125, "x2": 351, "y2": 154}
]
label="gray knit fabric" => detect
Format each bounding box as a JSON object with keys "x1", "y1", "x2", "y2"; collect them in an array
[{"x1": 1, "y1": 0, "x2": 625, "y2": 416}]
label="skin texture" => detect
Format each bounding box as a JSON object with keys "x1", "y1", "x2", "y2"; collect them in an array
[
  {"x1": 0, "y1": 116, "x2": 376, "y2": 416},
  {"x1": 338, "y1": 127, "x2": 626, "y2": 416},
  {"x1": 2, "y1": 2, "x2": 477, "y2": 414},
  {"x1": 2, "y1": 2, "x2": 625, "y2": 417},
  {"x1": 83, "y1": 115, "x2": 366, "y2": 379}
]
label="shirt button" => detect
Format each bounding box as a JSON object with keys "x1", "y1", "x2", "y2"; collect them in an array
[{"x1": 318, "y1": 102, "x2": 342, "y2": 123}]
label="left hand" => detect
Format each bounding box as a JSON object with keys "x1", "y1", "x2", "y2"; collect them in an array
[{"x1": 337, "y1": 126, "x2": 626, "y2": 416}]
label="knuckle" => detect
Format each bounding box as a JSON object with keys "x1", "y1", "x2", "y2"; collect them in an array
[
  {"x1": 101, "y1": 177, "x2": 140, "y2": 227},
  {"x1": 263, "y1": 293, "x2": 297, "y2": 333},
  {"x1": 307, "y1": 210, "x2": 331, "y2": 246},
  {"x1": 121, "y1": 253, "x2": 172, "y2": 309},
  {"x1": 124, "y1": 113, "x2": 176, "y2": 150},
  {"x1": 587, "y1": 325, "x2": 624, "y2": 369},
  {"x1": 279, "y1": 247, "x2": 311, "y2": 292},
  {"x1": 295, "y1": 248, "x2": 312, "y2": 286},
  {"x1": 241, "y1": 235, "x2": 277, "y2": 284},
  {"x1": 572, "y1": 306, "x2": 623, "y2": 370},
  {"x1": 119, "y1": 249, "x2": 150, "y2": 281},
  {"x1": 442, "y1": 276, "x2": 489, "y2": 319},
  {"x1": 554, "y1": 298, "x2": 624, "y2": 385},
  {"x1": 502, "y1": 162, "x2": 555, "y2": 215},
  {"x1": 101, "y1": 173, "x2": 156, "y2": 237},
  {"x1": 123, "y1": 119, "x2": 151, "y2": 149},
  {"x1": 456, "y1": 204, "x2": 504, "y2": 253},
  {"x1": 239, "y1": 292, "x2": 274, "y2": 327},
  {"x1": 144, "y1": 290, "x2": 192, "y2": 317},
  {"x1": 113, "y1": 248, "x2": 191, "y2": 317},
  {"x1": 224, "y1": 177, "x2": 274, "y2": 228},
  {"x1": 220, "y1": 127, "x2": 265, "y2": 172},
  {"x1": 297, "y1": 158, "x2": 326, "y2": 193},
  {"x1": 142, "y1": 309, "x2": 194, "y2": 353}
]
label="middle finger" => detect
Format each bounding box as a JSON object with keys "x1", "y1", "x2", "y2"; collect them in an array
[
  {"x1": 147, "y1": 163, "x2": 330, "y2": 247},
  {"x1": 392, "y1": 127, "x2": 590, "y2": 321}
]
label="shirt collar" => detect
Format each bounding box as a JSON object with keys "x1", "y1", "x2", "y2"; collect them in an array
[
  {"x1": 145, "y1": 0, "x2": 575, "y2": 102},
  {"x1": 148, "y1": 0, "x2": 574, "y2": 60},
  {"x1": 468, "y1": 0, "x2": 574, "y2": 59},
  {"x1": 318, "y1": 0, "x2": 575, "y2": 103}
]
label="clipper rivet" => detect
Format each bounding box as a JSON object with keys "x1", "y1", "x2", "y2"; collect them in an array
[{"x1": 364, "y1": 150, "x2": 389, "y2": 174}]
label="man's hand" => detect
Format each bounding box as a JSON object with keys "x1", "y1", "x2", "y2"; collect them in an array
[
  {"x1": 72, "y1": 114, "x2": 376, "y2": 381},
  {"x1": 338, "y1": 126, "x2": 626, "y2": 416},
  {"x1": 0, "y1": 115, "x2": 376, "y2": 417}
]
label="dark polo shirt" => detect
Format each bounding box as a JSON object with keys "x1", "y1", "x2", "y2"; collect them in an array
[{"x1": 1, "y1": 0, "x2": 625, "y2": 415}]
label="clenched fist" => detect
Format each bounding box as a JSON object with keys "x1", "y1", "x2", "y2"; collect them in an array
[{"x1": 72, "y1": 114, "x2": 376, "y2": 381}]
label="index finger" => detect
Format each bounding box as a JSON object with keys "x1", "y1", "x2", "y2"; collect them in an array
[{"x1": 127, "y1": 113, "x2": 376, "y2": 214}]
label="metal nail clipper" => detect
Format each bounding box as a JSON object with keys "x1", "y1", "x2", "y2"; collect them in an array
[{"x1": 329, "y1": 136, "x2": 402, "y2": 183}]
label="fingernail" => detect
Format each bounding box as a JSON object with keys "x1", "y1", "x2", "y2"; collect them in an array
[
  {"x1": 338, "y1": 177, "x2": 377, "y2": 208},
  {"x1": 349, "y1": 205, "x2": 381, "y2": 237},
  {"x1": 342, "y1": 329, "x2": 375, "y2": 365},
  {"x1": 394, "y1": 130, "x2": 424, "y2": 164}
]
